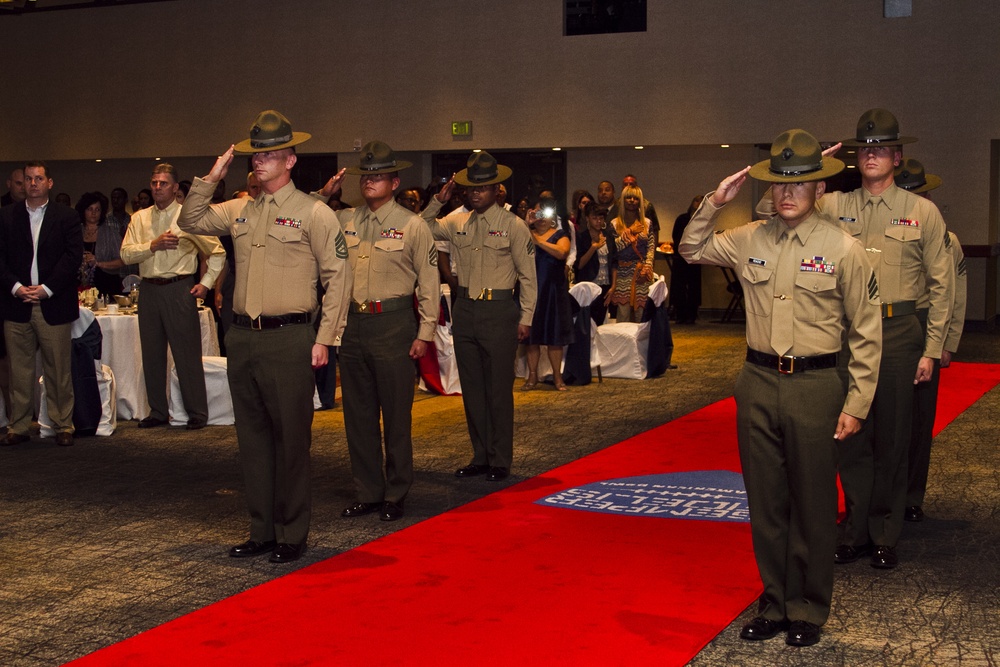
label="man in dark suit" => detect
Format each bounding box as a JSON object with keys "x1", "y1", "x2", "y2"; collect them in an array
[{"x1": 0, "y1": 161, "x2": 83, "y2": 446}]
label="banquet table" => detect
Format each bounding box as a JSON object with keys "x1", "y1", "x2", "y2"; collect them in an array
[{"x1": 94, "y1": 308, "x2": 219, "y2": 420}]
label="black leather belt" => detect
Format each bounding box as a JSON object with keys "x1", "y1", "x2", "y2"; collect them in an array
[
  {"x1": 746, "y1": 348, "x2": 838, "y2": 375},
  {"x1": 233, "y1": 313, "x2": 311, "y2": 330},
  {"x1": 142, "y1": 274, "x2": 194, "y2": 286},
  {"x1": 881, "y1": 301, "x2": 916, "y2": 319},
  {"x1": 454, "y1": 286, "x2": 514, "y2": 301},
  {"x1": 349, "y1": 294, "x2": 413, "y2": 314}
]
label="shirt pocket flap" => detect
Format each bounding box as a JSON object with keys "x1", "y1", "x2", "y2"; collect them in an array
[
  {"x1": 741, "y1": 263, "x2": 773, "y2": 284},
  {"x1": 267, "y1": 226, "x2": 303, "y2": 243},
  {"x1": 885, "y1": 225, "x2": 920, "y2": 242},
  {"x1": 374, "y1": 238, "x2": 405, "y2": 253},
  {"x1": 795, "y1": 272, "x2": 837, "y2": 294},
  {"x1": 483, "y1": 235, "x2": 510, "y2": 250}
]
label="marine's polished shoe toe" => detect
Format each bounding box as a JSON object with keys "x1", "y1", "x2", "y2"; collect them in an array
[
  {"x1": 485, "y1": 467, "x2": 509, "y2": 482},
  {"x1": 871, "y1": 545, "x2": 898, "y2": 569},
  {"x1": 739, "y1": 616, "x2": 787, "y2": 641},
  {"x1": 380, "y1": 501, "x2": 404, "y2": 522},
  {"x1": 228, "y1": 539, "x2": 277, "y2": 558},
  {"x1": 341, "y1": 502, "x2": 381, "y2": 518},
  {"x1": 269, "y1": 543, "x2": 305, "y2": 564},
  {"x1": 454, "y1": 464, "x2": 490, "y2": 478},
  {"x1": 186, "y1": 419, "x2": 207, "y2": 430},
  {"x1": 834, "y1": 543, "x2": 871, "y2": 564},
  {"x1": 786, "y1": 620, "x2": 821, "y2": 647},
  {"x1": 55, "y1": 432, "x2": 74, "y2": 447},
  {"x1": 904, "y1": 505, "x2": 924, "y2": 522}
]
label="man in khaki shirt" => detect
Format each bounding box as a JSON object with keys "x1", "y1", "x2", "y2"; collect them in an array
[
  {"x1": 420, "y1": 152, "x2": 536, "y2": 481},
  {"x1": 177, "y1": 110, "x2": 351, "y2": 564},
  {"x1": 120, "y1": 163, "x2": 225, "y2": 430},
  {"x1": 893, "y1": 161, "x2": 967, "y2": 522},
  {"x1": 315, "y1": 141, "x2": 439, "y2": 522},
  {"x1": 681, "y1": 129, "x2": 881, "y2": 647}
]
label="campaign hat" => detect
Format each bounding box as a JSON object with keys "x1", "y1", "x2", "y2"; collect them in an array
[
  {"x1": 841, "y1": 108, "x2": 917, "y2": 147},
  {"x1": 234, "y1": 110, "x2": 311, "y2": 154},
  {"x1": 894, "y1": 158, "x2": 942, "y2": 194},
  {"x1": 344, "y1": 141, "x2": 412, "y2": 175},
  {"x1": 748, "y1": 129, "x2": 845, "y2": 183},
  {"x1": 454, "y1": 151, "x2": 512, "y2": 187}
]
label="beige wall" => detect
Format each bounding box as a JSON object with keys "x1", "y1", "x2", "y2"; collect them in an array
[{"x1": 1, "y1": 0, "x2": 997, "y2": 317}]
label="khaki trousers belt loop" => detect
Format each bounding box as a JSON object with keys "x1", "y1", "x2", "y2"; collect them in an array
[
  {"x1": 349, "y1": 294, "x2": 414, "y2": 314},
  {"x1": 746, "y1": 348, "x2": 839, "y2": 375}
]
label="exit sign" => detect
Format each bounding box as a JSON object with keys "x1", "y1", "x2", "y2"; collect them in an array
[{"x1": 451, "y1": 121, "x2": 473, "y2": 137}]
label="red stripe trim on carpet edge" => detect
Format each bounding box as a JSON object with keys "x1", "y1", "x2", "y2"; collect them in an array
[{"x1": 67, "y1": 362, "x2": 1000, "y2": 666}]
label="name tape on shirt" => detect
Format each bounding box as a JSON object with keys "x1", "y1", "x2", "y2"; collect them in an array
[
  {"x1": 800, "y1": 256, "x2": 835, "y2": 274},
  {"x1": 838, "y1": 216, "x2": 857, "y2": 223},
  {"x1": 235, "y1": 217, "x2": 247, "y2": 224},
  {"x1": 748, "y1": 257, "x2": 766, "y2": 266},
  {"x1": 344, "y1": 230, "x2": 358, "y2": 236},
  {"x1": 381, "y1": 228, "x2": 405, "y2": 240},
  {"x1": 274, "y1": 217, "x2": 302, "y2": 229},
  {"x1": 891, "y1": 218, "x2": 919, "y2": 227}
]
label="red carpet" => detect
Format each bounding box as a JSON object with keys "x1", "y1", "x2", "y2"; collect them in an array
[{"x1": 68, "y1": 362, "x2": 1000, "y2": 666}]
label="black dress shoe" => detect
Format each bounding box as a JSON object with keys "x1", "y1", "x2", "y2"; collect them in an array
[
  {"x1": 786, "y1": 620, "x2": 821, "y2": 647},
  {"x1": 186, "y1": 418, "x2": 207, "y2": 430},
  {"x1": 381, "y1": 501, "x2": 404, "y2": 522},
  {"x1": 228, "y1": 539, "x2": 277, "y2": 558},
  {"x1": 4, "y1": 432, "x2": 30, "y2": 446},
  {"x1": 739, "y1": 616, "x2": 788, "y2": 641},
  {"x1": 341, "y1": 501, "x2": 381, "y2": 518},
  {"x1": 455, "y1": 464, "x2": 490, "y2": 478},
  {"x1": 485, "y1": 467, "x2": 509, "y2": 482},
  {"x1": 871, "y1": 545, "x2": 898, "y2": 569},
  {"x1": 905, "y1": 505, "x2": 924, "y2": 522},
  {"x1": 269, "y1": 543, "x2": 305, "y2": 564},
  {"x1": 138, "y1": 417, "x2": 168, "y2": 429},
  {"x1": 55, "y1": 432, "x2": 74, "y2": 447},
  {"x1": 834, "y1": 543, "x2": 871, "y2": 564}
]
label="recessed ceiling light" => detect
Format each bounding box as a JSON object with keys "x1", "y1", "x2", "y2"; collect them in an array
[
  {"x1": 95, "y1": 159, "x2": 102, "y2": 163},
  {"x1": 472, "y1": 149, "x2": 482, "y2": 153},
  {"x1": 634, "y1": 146, "x2": 644, "y2": 150},
  {"x1": 552, "y1": 147, "x2": 562, "y2": 151},
  {"x1": 720, "y1": 144, "x2": 730, "y2": 148}
]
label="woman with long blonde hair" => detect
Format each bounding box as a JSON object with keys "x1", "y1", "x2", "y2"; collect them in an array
[{"x1": 609, "y1": 185, "x2": 655, "y2": 322}]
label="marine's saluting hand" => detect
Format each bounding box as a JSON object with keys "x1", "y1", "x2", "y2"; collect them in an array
[{"x1": 709, "y1": 166, "x2": 751, "y2": 207}]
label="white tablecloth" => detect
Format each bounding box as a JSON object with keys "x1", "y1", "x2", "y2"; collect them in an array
[{"x1": 95, "y1": 308, "x2": 219, "y2": 420}]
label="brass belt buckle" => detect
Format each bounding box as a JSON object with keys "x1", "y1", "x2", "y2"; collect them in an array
[
  {"x1": 778, "y1": 355, "x2": 795, "y2": 374},
  {"x1": 884, "y1": 303, "x2": 893, "y2": 318},
  {"x1": 358, "y1": 301, "x2": 368, "y2": 312}
]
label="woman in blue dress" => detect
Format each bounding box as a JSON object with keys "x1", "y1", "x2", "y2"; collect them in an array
[{"x1": 523, "y1": 197, "x2": 575, "y2": 391}]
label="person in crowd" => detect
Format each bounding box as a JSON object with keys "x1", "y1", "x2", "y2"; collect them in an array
[
  {"x1": 175, "y1": 180, "x2": 192, "y2": 205},
  {"x1": 497, "y1": 183, "x2": 510, "y2": 210},
  {"x1": 76, "y1": 192, "x2": 125, "y2": 294},
  {"x1": 670, "y1": 194, "x2": 704, "y2": 324},
  {"x1": 892, "y1": 159, "x2": 967, "y2": 523},
  {"x1": 120, "y1": 164, "x2": 225, "y2": 432},
  {"x1": 107, "y1": 187, "x2": 139, "y2": 280},
  {"x1": 607, "y1": 175, "x2": 660, "y2": 245},
  {"x1": 1, "y1": 168, "x2": 26, "y2": 207},
  {"x1": 515, "y1": 196, "x2": 530, "y2": 220},
  {"x1": 420, "y1": 152, "x2": 536, "y2": 482},
  {"x1": 54, "y1": 192, "x2": 72, "y2": 207},
  {"x1": 574, "y1": 202, "x2": 617, "y2": 324},
  {"x1": 425, "y1": 183, "x2": 469, "y2": 295},
  {"x1": 395, "y1": 187, "x2": 422, "y2": 214},
  {"x1": 315, "y1": 141, "x2": 439, "y2": 522},
  {"x1": 608, "y1": 184, "x2": 655, "y2": 322},
  {"x1": 523, "y1": 195, "x2": 574, "y2": 391},
  {"x1": 681, "y1": 129, "x2": 881, "y2": 647},
  {"x1": 133, "y1": 188, "x2": 153, "y2": 211},
  {"x1": 177, "y1": 110, "x2": 351, "y2": 564},
  {"x1": 596, "y1": 179, "x2": 616, "y2": 214},
  {"x1": 0, "y1": 161, "x2": 83, "y2": 447},
  {"x1": 570, "y1": 189, "x2": 595, "y2": 230}
]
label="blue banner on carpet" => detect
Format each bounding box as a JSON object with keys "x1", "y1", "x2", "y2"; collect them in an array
[{"x1": 536, "y1": 470, "x2": 749, "y2": 522}]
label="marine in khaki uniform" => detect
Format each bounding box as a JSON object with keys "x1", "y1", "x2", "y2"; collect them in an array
[
  {"x1": 177, "y1": 110, "x2": 351, "y2": 564},
  {"x1": 420, "y1": 152, "x2": 537, "y2": 481},
  {"x1": 810, "y1": 110, "x2": 953, "y2": 570},
  {"x1": 314, "y1": 141, "x2": 439, "y2": 522},
  {"x1": 680, "y1": 130, "x2": 881, "y2": 647},
  {"x1": 893, "y1": 160, "x2": 967, "y2": 522}
]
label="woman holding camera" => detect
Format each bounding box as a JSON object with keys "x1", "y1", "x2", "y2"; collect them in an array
[
  {"x1": 609, "y1": 185, "x2": 655, "y2": 322},
  {"x1": 574, "y1": 201, "x2": 618, "y2": 325},
  {"x1": 523, "y1": 197, "x2": 575, "y2": 391}
]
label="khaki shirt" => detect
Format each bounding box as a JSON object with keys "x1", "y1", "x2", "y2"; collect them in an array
[
  {"x1": 177, "y1": 177, "x2": 351, "y2": 346},
  {"x1": 761, "y1": 184, "x2": 954, "y2": 359},
  {"x1": 120, "y1": 199, "x2": 225, "y2": 288},
  {"x1": 943, "y1": 232, "x2": 967, "y2": 353},
  {"x1": 336, "y1": 199, "x2": 440, "y2": 341},
  {"x1": 422, "y1": 199, "x2": 537, "y2": 327},
  {"x1": 680, "y1": 198, "x2": 882, "y2": 419}
]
